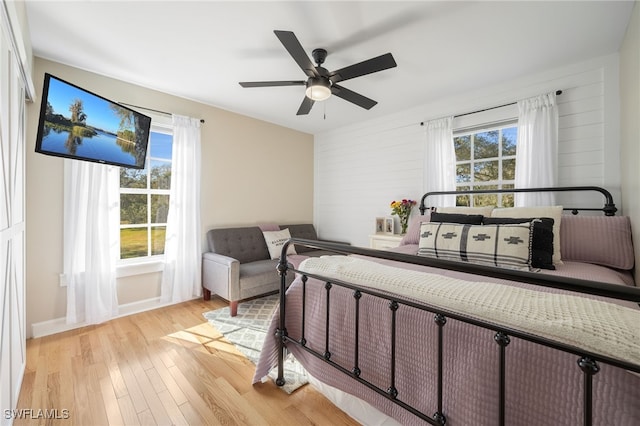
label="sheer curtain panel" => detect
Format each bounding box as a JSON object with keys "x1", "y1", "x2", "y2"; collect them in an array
[
  {"x1": 64, "y1": 160, "x2": 120, "y2": 325},
  {"x1": 161, "y1": 115, "x2": 202, "y2": 303},
  {"x1": 514, "y1": 92, "x2": 559, "y2": 206},
  {"x1": 424, "y1": 117, "x2": 456, "y2": 207}
]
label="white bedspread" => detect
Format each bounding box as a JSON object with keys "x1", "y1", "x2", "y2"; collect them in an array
[{"x1": 299, "y1": 255, "x2": 640, "y2": 366}]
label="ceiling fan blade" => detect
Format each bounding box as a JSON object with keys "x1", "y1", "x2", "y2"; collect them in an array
[
  {"x1": 274, "y1": 30, "x2": 319, "y2": 78},
  {"x1": 329, "y1": 53, "x2": 397, "y2": 84},
  {"x1": 331, "y1": 84, "x2": 377, "y2": 110},
  {"x1": 239, "y1": 80, "x2": 305, "y2": 88},
  {"x1": 296, "y1": 96, "x2": 315, "y2": 115}
]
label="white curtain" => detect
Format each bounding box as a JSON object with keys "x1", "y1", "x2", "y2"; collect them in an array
[
  {"x1": 514, "y1": 92, "x2": 559, "y2": 206},
  {"x1": 423, "y1": 116, "x2": 456, "y2": 207},
  {"x1": 64, "y1": 160, "x2": 120, "y2": 325},
  {"x1": 161, "y1": 115, "x2": 202, "y2": 303}
]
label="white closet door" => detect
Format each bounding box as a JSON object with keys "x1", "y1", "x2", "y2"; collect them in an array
[{"x1": 0, "y1": 18, "x2": 27, "y2": 424}]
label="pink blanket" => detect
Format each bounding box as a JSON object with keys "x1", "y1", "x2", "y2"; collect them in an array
[{"x1": 254, "y1": 255, "x2": 640, "y2": 425}]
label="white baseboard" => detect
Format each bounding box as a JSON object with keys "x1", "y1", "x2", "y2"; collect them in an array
[{"x1": 30, "y1": 296, "x2": 197, "y2": 338}]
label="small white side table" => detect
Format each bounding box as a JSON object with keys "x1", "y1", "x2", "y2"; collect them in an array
[{"x1": 369, "y1": 233, "x2": 404, "y2": 250}]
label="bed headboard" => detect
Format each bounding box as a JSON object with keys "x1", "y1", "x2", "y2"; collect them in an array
[{"x1": 419, "y1": 186, "x2": 617, "y2": 216}]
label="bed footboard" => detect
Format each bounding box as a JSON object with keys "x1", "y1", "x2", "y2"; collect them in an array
[{"x1": 274, "y1": 241, "x2": 640, "y2": 426}]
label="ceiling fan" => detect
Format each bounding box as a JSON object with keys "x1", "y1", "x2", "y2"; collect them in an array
[{"x1": 239, "y1": 30, "x2": 397, "y2": 116}]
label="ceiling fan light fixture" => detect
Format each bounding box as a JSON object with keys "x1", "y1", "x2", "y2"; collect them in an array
[{"x1": 305, "y1": 77, "x2": 331, "y2": 101}]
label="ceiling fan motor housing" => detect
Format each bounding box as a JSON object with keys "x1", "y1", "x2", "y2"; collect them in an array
[{"x1": 312, "y1": 48, "x2": 328, "y2": 65}]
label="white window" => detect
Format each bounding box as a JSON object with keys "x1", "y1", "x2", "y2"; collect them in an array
[
  {"x1": 119, "y1": 129, "x2": 172, "y2": 260},
  {"x1": 453, "y1": 124, "x2": 517, "y2": 207}
]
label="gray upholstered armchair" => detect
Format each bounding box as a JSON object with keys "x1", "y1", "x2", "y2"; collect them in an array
[
  {"x1": 202, "y1": 224, "x2": 344, "y2": 316},
  {"x1": 202, "y1": 226, "x2": 290, "y2": 316}
]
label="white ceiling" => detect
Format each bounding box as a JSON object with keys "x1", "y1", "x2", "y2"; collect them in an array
[{"x1": 24, "y1": 1, "x2": 634, "y2": 135}]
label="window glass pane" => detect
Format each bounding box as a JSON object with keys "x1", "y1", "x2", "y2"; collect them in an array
[
  {"x1": 474, "y1": 160, "x2": 498, "y2": 182},
  {"x1": 150, "y1": 132, "x2": 173, "y2": 160},
  {"x1": 119, "y1": 128, "x2": 172, "y2": 261},
  {"x1": 120, "y1": 194, "x2": 147, "y2": 224},
  {"x1": 501, "y1": 183, "x2": 515, "y2": 207},
  {"x1": 150, "y1": 160, "x2": 171, "y2": 189},
  {"x1": 454, "y1": 124, "x2": 517, "y2": 208},
  {"x1": 454, "y1": 136, "x2": 471, "y2": 161},
  {"x1": 473, "y1": 184, "x2": 498, "y2": 206},
  {"x1": 502, "y1": 195, "x2": 514, "y2": 207},
  {"x1": 120, "y1": 167, "x2": 147, "y2": 189},
  {"x1": 151, "y1": 226, "x2": 166, "y2": 255},
  {"x1": 474, "y1": 131, "x2": 499, "y2": 159},
  {"x1": 120, "y1": 228, "x2": 148, "y2": 259},
  {"x1": 502, "y1": 127, "x2": 517, "y2": 156},
  {"x1": 502, "y1": 158, "x2": 516, "y2": 180},
  {"x1": 456, "y1": 185, "x2": 470, "y2": 206},
  {"x1": 456, "y1": 195, "x2": 470, "y2": 206},
  {"x1": 151, "y1": 194, "x2": 170, "y2": 223},
  {"x1": 456, "y1": 163, "x2": 471, "y2": 183}
]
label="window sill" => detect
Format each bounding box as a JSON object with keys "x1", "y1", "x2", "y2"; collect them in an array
[{"x1": 117, "y1": 258, "x2": 165, "y2": 278}]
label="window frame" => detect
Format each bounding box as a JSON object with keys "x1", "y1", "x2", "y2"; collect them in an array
[
  {"x1": 453, "y1": 120, "x2": 518, "y2": 207},
  {"x1": 118, "y1": 121, "x2": 173, "y2": 266}
]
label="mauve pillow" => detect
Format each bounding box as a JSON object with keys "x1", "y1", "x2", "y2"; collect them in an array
[
  {"x1": 258, "y1": 223, "x2": 280, "y2": 232},
  {"x1": 560, "y1": 215, "x2": 634, "y2": 270},
  {"x1": 400, "y1": 213, "x2": 430, "y2": 246}
]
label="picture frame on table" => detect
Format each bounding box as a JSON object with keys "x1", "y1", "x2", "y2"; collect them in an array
[
  {"x1": 384, "y1": 216, "x2": 394, "y2": 235},
  {"x1": 375, "y1": 217, "x2": 385, "y2": 233}
]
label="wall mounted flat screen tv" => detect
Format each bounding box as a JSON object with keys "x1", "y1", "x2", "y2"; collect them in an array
[{"x1": 35, "y1": 73, "x2": 151, "y2": 169}]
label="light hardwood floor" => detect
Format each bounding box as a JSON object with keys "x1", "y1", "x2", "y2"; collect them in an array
[{"x1": 14, "y1": 297, "x2": 360, "y2": 426}]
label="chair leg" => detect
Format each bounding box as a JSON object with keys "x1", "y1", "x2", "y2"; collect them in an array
[
  {"x1": 230, "y1": 301, "x2": 238, "y2": 317},
  {"x1": 203, "y1": 288, "x2": 211, "y2": 301}
]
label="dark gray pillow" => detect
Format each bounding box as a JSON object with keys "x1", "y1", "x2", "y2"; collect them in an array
[
  {"x1": 430, "y1": 212, "x2": 484, "y2": 225},
  {"x1": 279, "y1": 224, "x2": 318, "y2": 253}
]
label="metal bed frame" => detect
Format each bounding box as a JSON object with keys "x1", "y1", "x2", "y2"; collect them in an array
[
  {"x1": 274, "y1": 186, "x2": 639, "y2": 426},
  {"x1": 418, "y1": 185, "x2": 618, "y2": 216}
]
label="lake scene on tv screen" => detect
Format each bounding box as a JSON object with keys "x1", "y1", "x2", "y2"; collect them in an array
[{"x1": 38, "y1": 76, "x2": 149, "y2": 167}]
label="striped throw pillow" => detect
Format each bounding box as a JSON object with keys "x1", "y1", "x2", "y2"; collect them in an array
[{"x1": 418, "y1": 222, "x2": 534, "y2": 271}]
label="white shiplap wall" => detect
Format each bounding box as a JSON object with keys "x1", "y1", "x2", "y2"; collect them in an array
[
  {"x1": 315, "y1": 122, "x2": 425, "y2": 246},
  {"x1": 314, "y1": 55, "x2": 621, "y2": 247}
]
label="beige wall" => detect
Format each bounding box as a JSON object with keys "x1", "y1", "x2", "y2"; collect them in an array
[
  {"x1": 25, "y1": 58, "x2": 313, "y2": 336},
  {"x1": 620, "y1": 1, "x2": 640, "y2": 274}
]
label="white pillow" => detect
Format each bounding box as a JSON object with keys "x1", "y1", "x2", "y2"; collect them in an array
[
  {"x1": 491, "y1": 206, "x2": 563, "y2": 264},
  {"x1": 436, "y1": 206, "x2": 495, "y2": 217},
  {"x1": 263, "y1": 228, "x2": 297, "y2": 259}
]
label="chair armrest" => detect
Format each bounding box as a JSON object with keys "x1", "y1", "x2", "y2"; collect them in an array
[
  {"x1": 203, "y1": 251, "x2": 238, "y2": 267},
  {"x1": 202, "y1": 252, "x2": 241, "y2": 301}
]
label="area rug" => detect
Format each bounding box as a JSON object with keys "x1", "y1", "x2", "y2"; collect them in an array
[{"x1": 203, "y1": 294, "x2": 308, "y2": 394}]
